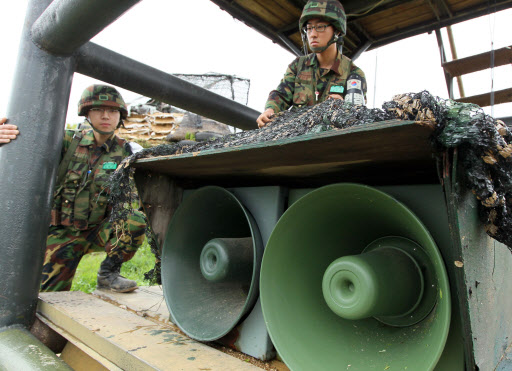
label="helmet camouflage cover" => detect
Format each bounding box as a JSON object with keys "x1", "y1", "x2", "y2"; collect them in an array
[
  {"x1": 299, "y1": 0, "x2": 347, "y2": 36},
  {"x1": 77, "y1": 84, "x2": 128, "y2": 118}
]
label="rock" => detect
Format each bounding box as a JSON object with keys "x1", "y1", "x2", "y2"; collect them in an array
[
  {"x1": 195, "y1": 131, "x2": 225, "y2": 141},
  {"x1": 177, "y1": 140, "x2": 197, "y2": 146},
  {"x1": 201, "y1": 118, "x2": 231, "y2": 135},
  {"x1": 166, "y1": 112, "x2": 231, "y2": 142},
  {"x1": 180, "y1": 112, "x2": 202, "y2": 128}
]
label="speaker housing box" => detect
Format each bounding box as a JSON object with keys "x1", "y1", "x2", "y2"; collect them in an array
[
  {"x1": 276, "y1": 184, "x2": 464, "y2": 370},
  {"x1": 162, "y1": 185, "x2": 286, "y2": 360},
  {"x1": 134, "y1": 120, "x2": 512, "y2": 369}
]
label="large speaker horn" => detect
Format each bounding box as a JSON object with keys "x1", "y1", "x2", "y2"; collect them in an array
[
  {"x1": 260, "y1": 183, "x2": 451, "y2": 370},
  {"x1": 162, "y1": 186, "x2": 263, "y2": 341}
]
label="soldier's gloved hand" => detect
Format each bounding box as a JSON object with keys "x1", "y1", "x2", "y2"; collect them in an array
[
  {"x1": 328, "y1": 94, "x2": 344, "y2": 101},
  {"x1": 257, "y1": 108, "x2": 275, "y2": 128},
  {"x1": 0, "y1": 118, "x2": 19, "y2": 144}
]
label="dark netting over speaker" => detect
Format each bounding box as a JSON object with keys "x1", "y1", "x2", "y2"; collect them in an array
[
  {"x1": 260, "y1": 183, "x2": 452, "y2": 370},
  {"x1": 162, "y1": 186, "x2": 263, "y2": 341}
]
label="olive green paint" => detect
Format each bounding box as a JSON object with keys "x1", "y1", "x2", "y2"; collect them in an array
[
  {"x1": 0, "y1": 328, "x2": 72, "y2": 370},
  {"x1": 162, "y1": 186, "x2": 263, "y2": 342},
  {"x1": 261, "y1": 184, "x2": 453, "y2": 370},
  {"x1": 443, "y1": 151, "x2": 512, "y2": 370}
]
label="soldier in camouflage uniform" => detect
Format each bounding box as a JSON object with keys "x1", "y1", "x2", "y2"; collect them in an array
[
  {"x1": 1, "y1": 85, "x2": 146, "y2": 293},
  {"x1": 257, "y1": 0, "x2": 367, "y2": 128}
]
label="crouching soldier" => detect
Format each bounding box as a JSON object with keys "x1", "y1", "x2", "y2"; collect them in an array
[{"x1": 1, "y1": 84, "x2": 146, "y2": 293}]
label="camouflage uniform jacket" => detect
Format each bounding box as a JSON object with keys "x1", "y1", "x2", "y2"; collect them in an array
[
  {"x1": 265, "y1": 51, "x2": 366, "y2": 113},
  {"x1": 51, "y1": 129, "x2": 131, "y2": 230}
]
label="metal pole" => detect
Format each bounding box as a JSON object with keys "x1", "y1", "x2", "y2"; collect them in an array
[
  {"x1": 446, "y1": 26, "x2": 465, "y2": 98},
  {"x1": 32, "y1": 0, "x2": 141, "y2": 55},
  {"x1": 435, "y1": 29, "x2": 454, "y2": 99},
  {"x1": 75, "y1": 43, "x2": 260, "y2": 130},
  {"x1": 0, "y1": 0, "x2": 74, "y2": 329}
]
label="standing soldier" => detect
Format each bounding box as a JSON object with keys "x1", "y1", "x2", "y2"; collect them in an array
[
  {"x1": 257, "y1": 0, "x2": 367, "y2": 128},
  {"x1": 1, "y1": 84, "x2": 146, "y2": 293}
]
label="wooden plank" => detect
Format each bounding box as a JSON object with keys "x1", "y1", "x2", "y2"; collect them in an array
[
  {"x1": 132, "y1": 120, "x2": 438, "y2": 188},
  {"x1": 38, "y1": 292, "x2": 262, "y2": 371},
  {"x1": 443, "y1": 45, "x2": 512, "y2": 76},
  {"x1": 252, "y1": 0, "x2": 301, "y2": 20},
  {"x1": 235, "y1": 0, "x2": 298, "y2": 28},
  {"x1": 359, "y1": 0, "x2": 436, "y2": 36},
  {"x1": 448, "y1": 0, "x2": 489, "y2": 12},
  {"x1": 60, "y1": 342, "x2": 118, "y2": 371},
  {"x1": 210, "y1": 0, "x2": 512, "y2": 59},
  {"x1": 456, "y1": 87, "x2": 512, "y2": 107},
  {"x1": 94, "y1": 287, "x2": 290, "y2": 371}
]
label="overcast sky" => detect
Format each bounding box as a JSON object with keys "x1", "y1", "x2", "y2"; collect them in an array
[{"x1": 1, "y1": 1, "x2": 511, "y2": 124}]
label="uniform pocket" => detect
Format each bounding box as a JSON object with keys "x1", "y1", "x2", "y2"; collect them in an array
[
  {"x1": 89, "y1": 191, "x2": 109, "y2": 225},
  {"x1": 74, "y1": 188, "x2": 90, "y2": 229},
  {"x1": 88, "y1": 166, "x2": 114, "y2": 226},
  {"x1": 293, "y1": 75, "x2": 314, "y2": 107},
  {"x1": 60, "y1": 170, "x2": 83, "y2": 225}
]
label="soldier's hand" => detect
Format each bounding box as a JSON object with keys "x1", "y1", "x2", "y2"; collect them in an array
[
  {"x1": 0, "y1": 118, "x2": 19, "y2": 144},
  {"x1": 328, "y1": 94, "x2": 344, "y2": 101},
  {"x1": 257, "y1": 108, "x2": 275, "y2": 128}
]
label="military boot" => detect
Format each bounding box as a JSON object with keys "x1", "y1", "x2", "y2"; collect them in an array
[{"x1": 97, "y1": 255, "x2": 138, "y2": 293}]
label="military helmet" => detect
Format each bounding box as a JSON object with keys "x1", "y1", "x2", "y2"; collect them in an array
[
  {"x1": 77, "y1": 84, "x2": 128, "y2": 118},
  {"x1": 299, "y1": 0, "x2": 347, "y2": 36}
]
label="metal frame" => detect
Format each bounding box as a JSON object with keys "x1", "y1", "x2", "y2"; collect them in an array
[
  {"x1": 0, "y1": 0, "x2": 75, "y2": 330},
  {"x1": 75, "y1": 43, "x2": 258, "y2": 128},
  {"x1": 210, "y1": 0, "x2": 512, "y2": 60},
  {"x1": 31, "y1": 0, "x2": 142, "y2": 55},
  {"x1": 0, "y1": 0, "x2": 259, "y2": 333}
]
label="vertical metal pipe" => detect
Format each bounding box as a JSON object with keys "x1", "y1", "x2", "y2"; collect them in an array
[
  {"x1": 435, "y1": 29, "x2": 453, "y2": 99},
  {"x1": 0, "y1": 0, "x2": 74, "y2": 328},
  {"x1": 446, "y1": 26, "x2": 465, "y2": 98}
]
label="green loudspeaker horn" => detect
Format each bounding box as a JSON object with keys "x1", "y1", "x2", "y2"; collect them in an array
[
  {"x1": 260, "y1": 184, "x2": 451, "y2": 370},
  {"x1": 162, "y1": 186, "x2": 263, "y2": 341}
]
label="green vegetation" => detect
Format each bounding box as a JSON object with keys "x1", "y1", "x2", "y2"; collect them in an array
[
  {"x1": 185, "y1": 132, "x2": 196, "y2": 141},
  {"x1": 66, "y1": 121, "x2": 90, "y2": 131},
  {"x1": 71, "y1": 239, "x2": 156, "y2": 293},
  {"x1": 132, "y1": 139, "x2": 155, "y2": 149}
]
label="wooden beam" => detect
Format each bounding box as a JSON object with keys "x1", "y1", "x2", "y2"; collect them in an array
[
  {"x1": 443, "y1": 45, "x2": 512, "y2": 77},
  {"x1": 456, "y1": 87, "x2": 512, "y2": 107}
]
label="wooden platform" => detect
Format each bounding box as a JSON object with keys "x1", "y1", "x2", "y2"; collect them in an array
[{"x1": 37, "y1": 289, "x2": 287, "y2": 370}]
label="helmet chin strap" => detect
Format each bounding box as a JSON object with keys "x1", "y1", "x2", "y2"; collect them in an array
[
  {"x1": 309, "y1": 33, "x2": 340, "y2": 53},
  {"x1": 86, "y1": 117, "x2": 115, "y2": 136}
]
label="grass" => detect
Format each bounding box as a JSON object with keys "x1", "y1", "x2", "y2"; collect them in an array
[{"x1": 70, "y1": 239, "x2": 157, "y2": 293}]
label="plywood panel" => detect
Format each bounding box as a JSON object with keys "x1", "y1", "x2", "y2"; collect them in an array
[{"x1": 133, "y1": 120, "x2": 438, "y2": 187}]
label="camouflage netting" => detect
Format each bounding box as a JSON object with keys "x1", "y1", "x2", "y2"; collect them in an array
[
  {"x1": 129, "y1": 73, "x2": 250, "y2": 115},
  {"x1": 174, "y1": 73, "x2": 250, "y2": 106},
  {"x1": 109, "y1": 91, "x2": 512, "y2": 280}
]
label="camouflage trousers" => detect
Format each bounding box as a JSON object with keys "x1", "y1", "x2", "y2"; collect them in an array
[{"x1": 40, "y1": 210, "x2": 146, "y2": 292}]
